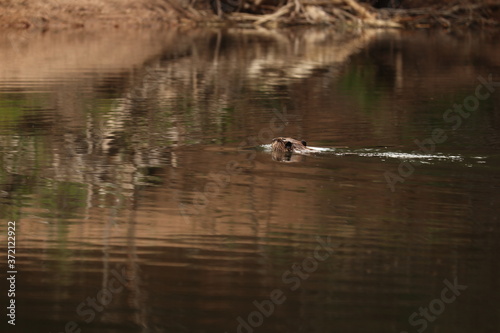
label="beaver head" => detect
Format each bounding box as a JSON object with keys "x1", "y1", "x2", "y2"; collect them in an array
[{"x1": 271, "y1": 137, "x2": 308, "y2": 153}]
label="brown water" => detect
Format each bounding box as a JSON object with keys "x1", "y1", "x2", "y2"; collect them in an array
[{"x1": 0, "y1": 27, "x2": 499, "y2": 333}]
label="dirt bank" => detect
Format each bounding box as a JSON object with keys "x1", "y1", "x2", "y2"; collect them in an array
[
  {"x1": 0, "y1": 0, "x2": 194, "y2": 30},
  {"x1": 1, "y1": 0, "x2": 499, "y2": 30}
]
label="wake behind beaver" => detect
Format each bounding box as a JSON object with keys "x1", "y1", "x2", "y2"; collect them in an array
[{"x1": 266, "y1": 137, "x2": 485, "y2": 163}]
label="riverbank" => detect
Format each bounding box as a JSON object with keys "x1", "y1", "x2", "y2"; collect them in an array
[
  {"x1": 0, "y1": 0, "x2": 194, "y2": 30},
  {"x1": 0, "y1": 0, "x2": 499, "y2": 30}
]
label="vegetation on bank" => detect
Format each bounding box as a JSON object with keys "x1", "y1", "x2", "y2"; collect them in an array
[
  {"x1": 203, "y1": 0, "x2": 500, "y2": 29},
  {"x1": 1, "y1": 0, "x2": 499, "y2": 29}
]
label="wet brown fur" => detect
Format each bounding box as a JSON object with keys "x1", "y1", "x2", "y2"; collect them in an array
[{"x1": 271, "y1": 137, "x2": 309, "y2": 153}]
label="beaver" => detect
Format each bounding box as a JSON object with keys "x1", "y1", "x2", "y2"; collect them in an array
[
  {"x1": 271, "y1": 137, "x2": 310, "y2": 153},
  {"x1": 271, "y1": 137, "x2": 312, "y2": 162}
]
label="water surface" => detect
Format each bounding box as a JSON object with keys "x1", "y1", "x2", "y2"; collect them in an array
[{"x1": 0, "y1": 28, "x2": 499, "y2": 333}]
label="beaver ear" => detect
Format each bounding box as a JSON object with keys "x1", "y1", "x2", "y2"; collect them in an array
[{"x1": 301, "y1": 140, "x2": 307, "y2": 146}]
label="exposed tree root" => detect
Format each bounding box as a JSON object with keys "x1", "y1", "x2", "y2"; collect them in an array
[{"x1": 196, "y1": 0, "x2": 500, "y2": 29}]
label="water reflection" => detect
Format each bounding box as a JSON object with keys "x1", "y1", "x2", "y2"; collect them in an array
[{"x1": 0, "y1": 27, "x2": 499, "y2": 333}]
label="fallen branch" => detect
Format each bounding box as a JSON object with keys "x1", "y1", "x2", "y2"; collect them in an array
[
  {"x1": 192, "y1": 0, "x2": 499, "y2": 29},
  {"x1": 254, "y1": 2, "x2": 294, "y2": 25}
]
